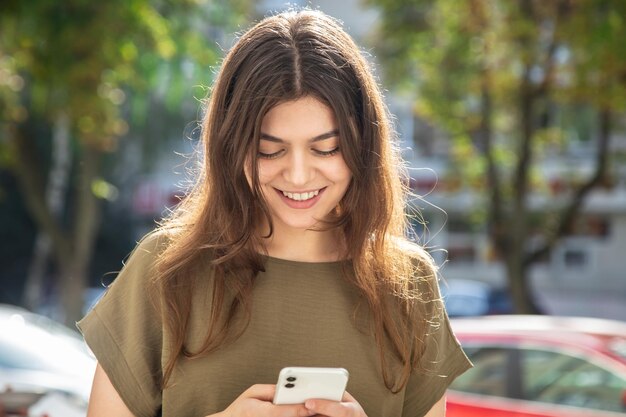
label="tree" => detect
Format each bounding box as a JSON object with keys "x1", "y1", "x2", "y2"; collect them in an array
[
  {"x1": 0, "y1": 0, "x2": 250, "y2": 325},
  {"x1": 368, "y1": 0, "x2": 626, "y2": 313}
]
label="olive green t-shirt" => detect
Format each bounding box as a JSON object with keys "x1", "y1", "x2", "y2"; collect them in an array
[{"x1": 77, "y1": 233, "x2": 471, "y2": 417}]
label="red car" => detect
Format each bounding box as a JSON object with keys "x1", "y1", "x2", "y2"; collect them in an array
[{"x1": 447, "y1": 315, "x2": 626, "y2": 417}]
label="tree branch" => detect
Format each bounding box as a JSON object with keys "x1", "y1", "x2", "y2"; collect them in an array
[
  {"x1": 513, "y1": 65, "x2": 534, "y2": 211},
  {"x1": 526, "y1": 107, "x2": 612, "y2": 265},
  {"x1": 534, "y1": 0, "x2": 571, "y2": 97}
]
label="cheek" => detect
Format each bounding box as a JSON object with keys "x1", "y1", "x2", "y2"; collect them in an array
[
  {"x1": 246, "y1": 152, "x2": 278, "y2": 184},
  {"x1": 326, "y1": 159, "x2": 352, "y2": 184},
  {"x1": 257, "y1": 160, "x2": 279, "y2": 185}
]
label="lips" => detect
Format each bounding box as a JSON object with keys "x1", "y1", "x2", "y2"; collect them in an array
[
  {"x1": 274, "y1": 187, "x2": 326, "y2": 209},
  {"x1": 281, "y1": 189, "x2": 320, "y2": 201}
]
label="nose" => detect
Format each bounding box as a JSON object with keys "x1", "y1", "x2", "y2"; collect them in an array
[{"x1": 283, "y1": 150, "x2": 314, "y2": 186}]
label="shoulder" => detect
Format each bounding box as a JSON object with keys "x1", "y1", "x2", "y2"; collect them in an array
[
  {"x1": 393, "y1": 238, "x2": 437, "y2": 270},
  {"x1": 100, "y1": 229, "x2": 174, "y2": 295},
  {"x1": 391, "y1": 237, "x2": 440, "y2": 295},
  {"x1": 119, "y1": 228, "x2": 175, "y2": 271},
  {"x1": 132, "y1": 228, "x2": 172, "y2": 256}
]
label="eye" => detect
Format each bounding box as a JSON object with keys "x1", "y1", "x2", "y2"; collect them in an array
[
  {"x1": 258, "y1": 150, "x2": 284, "y2": 159},
  {"x1": 314, "y1": 147, "x2": 340, "y2": 157},
  {"x1": 258, "y1": 138, "x2": 284, "y2": 159}
]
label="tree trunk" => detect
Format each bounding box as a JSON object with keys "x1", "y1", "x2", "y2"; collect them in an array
[
  {"x1": 477, "y1": 65, "x2": 540, "y2": 314},
  {"x1": 478, "y1": 74, "x2": 508, "y2": 256},
  {"x1": 10, "y1": 120, "x2": 103, "y2": 326},
  {"x1": 9, "y1": 123, "x2": 74, "y2": 269},
  {"x1": 506, "y1": 251, "x2": 541, "y2": 314},
  {"x1": 23, "y1": 114, "x2": 72, "y2": 311},
  {"x1": 58, "y1": 257, "x2": 89, "y2": 327},
  {"x1": 23, "y1": 235, "x2": 52, "y2": 310},
  {"x1": 60, "y1": 144, "x2": 103, "y2": 326},
  {"x1": 505, "y1": 68, "x2": 538, "y2": 314}
]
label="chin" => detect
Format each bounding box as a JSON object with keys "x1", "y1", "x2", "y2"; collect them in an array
[{"x1": 273, "y1": 215, "x2": 323, "y2": 232}]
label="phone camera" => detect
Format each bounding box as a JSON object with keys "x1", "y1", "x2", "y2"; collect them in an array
[
  {"x1": 286, "y1": 377, "x2": 296, "y2": 382},
  {"x1": 285, "y1": 383, "x2": 295, "y2": 388}
]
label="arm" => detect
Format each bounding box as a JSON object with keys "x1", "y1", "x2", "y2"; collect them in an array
[
  {"x1": 87, "y1": 363, "x2": 135, "y2": 417},
  {"x1": 87, "y1": 365, "x2": 313, "y2": 417},
  {"x1": 423, "y1": 394, "x2": 446, "y2": 417}
]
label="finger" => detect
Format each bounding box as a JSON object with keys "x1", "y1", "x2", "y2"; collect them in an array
[
  {"x1": 242, "y1": 386, "x2": 316, "y2": 416},
  {"x1": 305, "y1": 399, "x2": 353, "y2": 417},
  {"x1": 269, "y1": 403, "x2": 317, "y2": 417},
  {"x1": 342, "y1": 391, "x2": 356, "y2": 402},
  {"x1": 241, "y1": 384, "x2": 276, "y2": 401},
  {"x1": 278, "y1": 404, "x2": 317, "y2": 417}
]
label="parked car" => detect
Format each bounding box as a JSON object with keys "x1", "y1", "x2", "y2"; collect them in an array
[
  {"x1": 442, "y1": 279, "x2": 514, "y2": 317},
  {"x1": 0, "y1": 304, "x2": 96, "y2": 416},
  {"x1": 447, "y1": 315, "x2": 626, "y2": 417}
]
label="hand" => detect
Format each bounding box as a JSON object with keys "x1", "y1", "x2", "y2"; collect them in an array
[
  {"x1": 217, "y1": 384, "x2": 316, "y2": 417},
  {"x1": 303, "y1": 391, "x2": 367, "y2": 417}
]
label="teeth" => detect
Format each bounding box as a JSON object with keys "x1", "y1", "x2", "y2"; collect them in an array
[{"x1": 282, "y1": 190, "x2": 320, "y2": 201}]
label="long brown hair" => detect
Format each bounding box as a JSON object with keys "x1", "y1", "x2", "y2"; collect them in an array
[{"x1": 154, "y1": 9, "x2": 440, "y2": 393}]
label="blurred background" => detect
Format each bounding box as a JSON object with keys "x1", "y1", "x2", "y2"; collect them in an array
[
  {"x1": 1, "y1": 1, "x2": 626, "y2": 416},
  {"x1": 2, "y1": 0, "x2": 626, "y2": 325},
  {"x1": 2, "y1": 0, "x2": 625, "y2": 327}
]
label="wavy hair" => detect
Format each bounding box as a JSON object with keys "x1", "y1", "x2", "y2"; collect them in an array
[{"x1": 154, "y1": 9, "x2": 439, "y2": 393}]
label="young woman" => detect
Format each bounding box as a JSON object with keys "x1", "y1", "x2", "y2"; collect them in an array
[{"x1": 79, "y1": 9, "x2": 471, "y2": 417}]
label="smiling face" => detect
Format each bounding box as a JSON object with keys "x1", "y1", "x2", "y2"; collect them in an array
[{"x1": 252, "y1": 96, "x2": 352, "y2": 235}]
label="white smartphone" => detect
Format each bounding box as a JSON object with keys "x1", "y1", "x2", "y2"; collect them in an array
[{"x1": 273, "y1": 367, "x2": 349, "y2": 405}]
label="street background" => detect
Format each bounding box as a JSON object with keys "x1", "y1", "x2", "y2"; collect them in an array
[{"x1": 1, "y1": 0, "x2": 625, "y2": 327}]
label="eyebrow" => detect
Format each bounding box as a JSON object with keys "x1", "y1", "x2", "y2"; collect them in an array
[{"x1": 260, "y1": 129, "x2": 339, "y2": 143}]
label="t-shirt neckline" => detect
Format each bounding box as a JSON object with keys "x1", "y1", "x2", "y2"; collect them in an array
[{"x1": 261, "y1": 254, "x2": 349, "y2": 268}]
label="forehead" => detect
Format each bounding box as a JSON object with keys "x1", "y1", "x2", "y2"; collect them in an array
[{"x1": 261, "y1": 96, "x2": 337, "y2": 140}]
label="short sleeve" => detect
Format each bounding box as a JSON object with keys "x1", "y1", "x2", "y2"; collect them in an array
[
  {"x1": 402, "y1": 281, "x2": 473, "y2": 417},
  {"x1": 77, "y1": 232, "x2": 165, "y2": 417}
]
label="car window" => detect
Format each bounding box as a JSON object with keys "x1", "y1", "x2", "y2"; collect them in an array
[
  {"x1": 450, "y1": 347, "x2": 513, "y2": 397},
  {"x1": 522, "y1": 348, "x2": 626, "y2": 413}
]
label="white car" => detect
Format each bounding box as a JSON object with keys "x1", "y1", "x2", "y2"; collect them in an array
[{"x1": 0, "y1": 304, "x2": 96, "y2": 416}]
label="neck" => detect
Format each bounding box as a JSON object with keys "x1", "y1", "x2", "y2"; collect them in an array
[{"x1": 259, "y1": 223, "x2": 346, "y2": 263}]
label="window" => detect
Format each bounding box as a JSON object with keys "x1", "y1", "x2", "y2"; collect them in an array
[
  {"x1": 450, "y1": 347, "x2": 514, "y2": 397},
  {"x1": 450, "y1": 344, "x2": 626, "y2": 414},
  {"x1": 555, "y1": 243, "x2": 594, "y2": 271},
  {"x1": 563, "y1": 249, "x2": 587, "y2": 268},
  {"x1": 522, "y1": 349, "x2": 626, "y2": 413}
]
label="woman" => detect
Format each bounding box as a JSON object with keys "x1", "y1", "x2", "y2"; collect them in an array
[{"x1": 79, "y1": 9, "x2": 471, "y2": 417}]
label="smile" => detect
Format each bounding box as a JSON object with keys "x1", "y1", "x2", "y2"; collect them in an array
[{"x1": 281, "y1": 189, "x2": 320, "y2": 201}]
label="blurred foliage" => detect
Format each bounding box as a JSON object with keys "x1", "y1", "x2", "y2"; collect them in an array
[
  {"x1": 370, "y1": 0, "x2": 626, "y2": 185},
  {"x1": 0, "y1": 0, "x2": 251, "y2": 320},
  {"x1": 369, "y1": 0, "x2": 626, "y2": 312},
  {"x1": 369, "y1": 0, "x2": 626, "y2": 194},
  {"x1": 0, "y1": 0, "x2": 250, "y2": 151}
]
